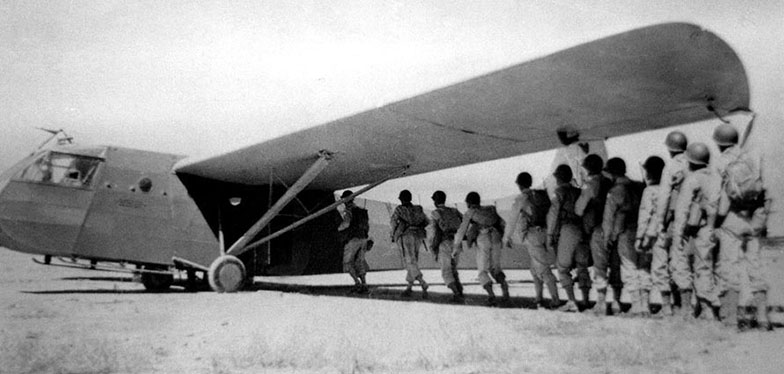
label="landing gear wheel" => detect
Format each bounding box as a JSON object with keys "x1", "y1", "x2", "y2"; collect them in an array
[
  {"x1": 141, "y1": 270, "x2": 174, "y2": 291},
  {"x1": 208, "y1": 255, "x2": 246, "y2": 293}
]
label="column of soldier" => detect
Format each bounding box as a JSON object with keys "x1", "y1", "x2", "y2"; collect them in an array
[{"x1": 338, "y1": 121, "x2": 771, "y2": 332}]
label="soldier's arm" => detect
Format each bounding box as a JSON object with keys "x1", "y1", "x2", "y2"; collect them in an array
[
  {"x1": 672, "y1": 176, "x2": 697, "y2": 237},
  {"x1": 546, "y1": 190, "x2": 563, "y2": 238},
  {"x1": 653, "y1": 165, "x2": 674, "y2": 232},
  {"x1": 637, "y1": 187, "x2": 656, "y2": 239},
  {"x1": 574, "y1": 184, "x2": 594, "y2": 217},
  {"x1": 426, "y1": 210, "x2": 440, "y2": 248},
  {"x1": 453, "y1": 209, "x2": 473, "y2": 248},
  {"x1": 337, "y1": 206, "x2": 352, "y2": 232},
  {"x1": 493, "y1": 206, "x2": 506, "y2": 232},
  {"x1": 503, "y1": 197, "x2": 523, "y2": 243},
  {"x1": 602, "y1": 186, "x2": 620, "y2": 242}
]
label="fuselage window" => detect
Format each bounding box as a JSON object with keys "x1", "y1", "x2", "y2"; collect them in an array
[
  {"x1": 138, "y1": 177, "x2": 153, "y2": 193},
  {"x1": 16, "y1": 152, "x2": 102, "y2": 188}
]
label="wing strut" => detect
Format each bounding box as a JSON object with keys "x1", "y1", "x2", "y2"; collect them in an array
[
  {"x1": 228, "y1": 165, "x2": 409, "y2": 258},
  {"x1": 225, "y1": 150, "x2": 334, "y2": 256}
]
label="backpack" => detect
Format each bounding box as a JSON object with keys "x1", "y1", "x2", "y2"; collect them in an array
[
  {"x1": 436, "y1": 207, "x2": 462, "y2": 234},
  {"x1": 724, "y1": 152, "x2": 764, "y2": 208},
  {"x1": 526, "y1": 189, "x2": 551, "y2": 227}
]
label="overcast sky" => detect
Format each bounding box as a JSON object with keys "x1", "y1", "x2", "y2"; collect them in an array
[{"x1": 1, "y1": 1, "x2": 782, "y2": 230}]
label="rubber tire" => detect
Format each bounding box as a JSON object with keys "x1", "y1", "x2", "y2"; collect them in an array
[
  {"x1": 208, "y1": 255, "x2": 246, "y2": 293},
  {"x1": 141, "y1": 271, "x2": 174, "y2": 291}
]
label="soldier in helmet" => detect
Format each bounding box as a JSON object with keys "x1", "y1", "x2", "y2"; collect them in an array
[
  {"x1": 602, "y1": 158, "x2": 644, "y2": 316},
  {"x1": 503, "y1": 172, "x2": 560, "y2": 309},
  {"x1": 548, "y1": 165, "x2": 590, "y2": 312},
  {"x1": 576, "y1": 154, "x2": 617, "y2": 315},
  {"x1": 633, "y1": 156, "x2": 666, "y2": 317},
  {"x1": 672, "y1": 143, "x2": 721, "y2": 320},
  {"x1": 545, "y1": 126, "x2": 608, "y2": 200},
  {"x1": 640, "y1": 131, "x2": 690, "y2": 317},
  {"x1": 454, "y1": 192, "x2": 508, "y2": 306},
  {"x1": 337, "y1": 190, "x2": 372, "y2": 294},
  {"x1": 427, "y1": 190, "x2": 464, "y2": 302},
  {"x1": 713, "y1": 121, "x2": 773, "y2": 330},
  {"x1": 390, "y1": 189, "x2": 430, "y2": 298}
]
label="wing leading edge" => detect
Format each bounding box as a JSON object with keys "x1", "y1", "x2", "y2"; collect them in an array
[{"x1": 175, "y1": 22, "x2": 749, "y2": 189}]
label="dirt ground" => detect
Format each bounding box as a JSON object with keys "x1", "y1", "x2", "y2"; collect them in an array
[{"x1": 2, "y1": 248, "x2": 784, "y2": 374}]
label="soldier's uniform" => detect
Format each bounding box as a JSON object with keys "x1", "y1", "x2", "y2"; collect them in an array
[
  {"x1": 672, "y1": 167, "x2": 721, "y2": 314},
  {"x1": 338, "y1": 201, "x2": 371, "y2": 293},
  {"x1": 603, "y1": 176, "x2": 644, "y2": 311},
  {"x1": 427, "y1": 204, "x2": 463, "y2": 298},
  {"x1": 391, "y1": 202, "x2": 429, "y2": 293},
  {"x1": 715, "y1": 143, "x2": 772, "y2": 329},
  {"x1": 634, "y1": 181, "x2": 659, "y2": 313},
  {"x1": 576, "y1": 173, "x2": 617, "y2": 301},
  {"x1": 549, "y1": 181, "x2": 590, "y2": 309},
  {"x1": 454, "y1": 204, "x2": 508, "y2": 303},
  {"x1": 652, "y1": 153, "x2": 689, "y2": 303},
  {"x1": 505, "y1": 188, "x2": 559, "y2": 307}
]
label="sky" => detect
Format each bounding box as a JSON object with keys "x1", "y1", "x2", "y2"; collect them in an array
[{"x1": 1, "y1": 1, "x2": 783, "y2": 232}]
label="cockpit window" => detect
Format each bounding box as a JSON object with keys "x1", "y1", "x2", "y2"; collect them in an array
[{"x1": 16, "y1": 152, "x2": 102, "y2": 188}]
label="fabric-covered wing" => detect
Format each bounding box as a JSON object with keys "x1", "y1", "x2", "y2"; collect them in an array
[{"x1": 175, "y1": 22, "x2": 749, "y2": 189}]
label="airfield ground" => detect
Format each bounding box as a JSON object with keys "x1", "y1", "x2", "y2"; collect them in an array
[{"x1": 2, "y1": 247, "x2": 784, "y2": 374}]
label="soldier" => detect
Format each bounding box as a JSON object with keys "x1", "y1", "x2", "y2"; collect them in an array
[
  {"x1": 337, "y1": 190, "x2": 372, "y2": 294},
  {"x1": 503, "y1": 172, "x2": 560, "y2": 309},
  {"x1": 602, "y1": 158, "x2": 644, "y2": 316},
  {"x1": 633, "y1": 156, "x2": 666, "y2": 317},
  {"x1": 454, "y1": 192, "x2": 508, "y2": 306},
  {"x1": 642, "y1": 131, "x2": 690, "y2": 317},
  {"x1": 548, "y1": 165, "x2": 590, "y2": 312},
  {"x1": 672, "y1": 143, "x2": 721, "y2": 320},
  {"x1": 390, "y1": 190, "x2": 430, "y2": 298},
  {"x1": 427, "y1": 190, "x2": 464, "y2": 302},
  {"x1": 545, "y1": 127, "x2": 608, "y2": 199},
  {"x1": 713, "y1": 122, "x2": 773, "y2": 330},
  {"x1": 575, "y1": 154, "x2": 617, "y2": 315}
]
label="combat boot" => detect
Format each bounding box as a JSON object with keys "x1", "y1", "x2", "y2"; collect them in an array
[
  {"x1": 658, "y1": 291, "x2": 673, "y2": 317},
  {"x1": 483, "y1": 284, "x2": 497, "y2": 306},
  {"x1": 447, "y1": 282, "x2": 464, "y2": 303},
  {"x1": 610, "y1": 286, "x2": 623, "y2": 315},
  {"x1": 753, "y1": 291, "x2": 773, "y2": 331},
  {"x1": 697, "y1": 298, "x2": 716, "y2": 321},
  {"x1": 590, "y1": 289, "x2": 607, "y2": 316},
  {"x1": 677, "y1": 290, "x2": 694, "y2": 320},
  {"x1": 736, "y1": 306, "x2": 750, "y2": 332},
  {"x1": 719, "y1": 290, "x2": 739, "y2": 327},
  {"x1": 401, "y1": 285, "x2": 413, "y2": 298},
  {"x1": 640, "y1": 290, "x2": 651, "y2": 318},
  {"x1": 626, "y1": 290, "x2": 642, "y2": 317},
  {"x1": 419, "y1": 277, "x2": 429, "y2": 300},
  {"x1": 546, "y1": 278, "x2": 561, "y2": 308},
  {"x1": 500, "y1": 282, "x2": 510, "y2": 303},
  {"x1": 580, "y1": 288, "x2": 591, "y2": 309}
]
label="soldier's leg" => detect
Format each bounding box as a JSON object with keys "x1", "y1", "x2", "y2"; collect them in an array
[
  {"x1": 651, "y1": 230, "x2": 673, "y2": 316},
  {"x1": 608, "y1": 237, "x2": 624, "y2": 314},
  {"x1": 590, "y1": 229, "x2": 608, "y2": 314},
  {"x1": 488, "y1": 230, "x2": 509, "y2": 301},
  {"x1": 669, "y1": 233, "x2": 693, "y2": 317},
  {"x1": 575, "y1": 239, "x2": 592, "y2": 306},
  {"x1": 343, "y1": 239, "x2": 362, "y2": 288},
  {"x1": 693, "y1": 227, "x2": 718, "y2": 320},
  {"x1": 716, "y1": 214, "x2": 744, "y2": 326},
  {"x1": 527, "y1": 229, "x2": 559, "y2": 307},
  {"x1": 400, "y1": 236, "x2": 420, "y2": 297},
  {"x1": 638, "y1": 247, "x2": 653, "y2": 317},
  {"x1": 476, "y1": 233, "x2": 495, "y2": 304},
  {"x1": 355, "y1": 240, "x2": 370, "y2": 292},
  {"x1": 617, "y1": 231, "x2": 640, "y2": 315},
  {"x1": 557, "y1": 225, "x2": 581, "y2": 311},
  {"x1": 439, "y1": 241, "x2": 460, "y2": 299}
]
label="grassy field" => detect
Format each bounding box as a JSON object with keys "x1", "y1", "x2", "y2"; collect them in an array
[{"x1": 1, "y1": 247, "x2": 783, "y2": 374}]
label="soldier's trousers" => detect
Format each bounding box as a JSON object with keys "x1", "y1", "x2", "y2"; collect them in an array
[
  {"x1": 590, "y1": 227, "x2": 621, "y2": 290},
  {"x1": 716, "y1": 210, "x2": 768, "y2": 302},
  {"x1": 343, "y1": 238, "x2": 369, "y2": 278},
  {"x1": 476, "y1": 228, "x2": 505, "y2": 286},
  {"x1": 397, "y1": 234, "x2": 423, "y2": 284},
  {"x1": 438, "y1": 240, "x2": 460, "y2": 287},
  {"x1": 650, "y1": 222, "x2": 680, "y2": 293},
  {"x1": 691, "y1": 226, "x2": 719, "y2": 303},
  {"x1": 523, "y1": 227, "x2": 557, "y2": 287},
  {"x1": 670, "y1": 230, "x2": 694, "y2": 292},
  {"x1": 616, "y1": 230, "x2": 651, "y2": 292},
  {"x1": 557, "y1": 223, "x2": 591, "y2": 291}
]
